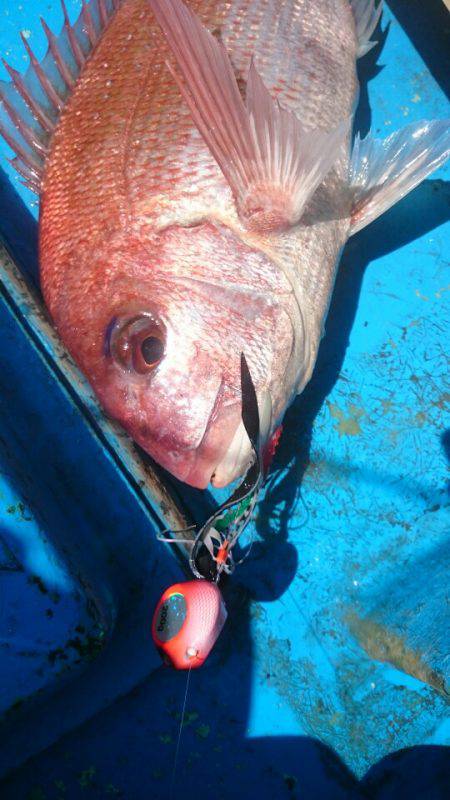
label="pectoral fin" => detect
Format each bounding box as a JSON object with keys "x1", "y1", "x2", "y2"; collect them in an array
[
  {"x1": 350, "y1": 0, "x2": 384, "y2": 58},
  {"x1": 149, "y1": 0, "x2": 347, "y2": 233},
  {"x1": 349, "y1": 119, "x2": 450, "y2": 235}
]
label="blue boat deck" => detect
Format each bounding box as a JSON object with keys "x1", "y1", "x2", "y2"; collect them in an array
[{"x1": 0, "y1": 0, "x2": 449, "y2": 797}]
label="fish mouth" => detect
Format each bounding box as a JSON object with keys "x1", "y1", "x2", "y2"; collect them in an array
[
  {"x1": 183, "y1": 402, "x2": 248, "y2": 489},
  {"x1": 122, "y1": 375, "x2": 231, "y2": 489},
  {"x1": 178, "y1": 376, "x2": 266, "y2": 489},
  {"x1": 134, "y1": 381, "x2": 255, "y2": 490},
  {"x1": 140, "y1": 391, "x2": 242, "y2": 490},
  {"x1": 210, "y1": 420, "x2": 254, "y2": 488}
]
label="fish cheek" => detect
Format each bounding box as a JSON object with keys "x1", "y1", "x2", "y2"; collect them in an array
[{"x1": 95, "y1": 361, "x2": 142, "y2": 426}]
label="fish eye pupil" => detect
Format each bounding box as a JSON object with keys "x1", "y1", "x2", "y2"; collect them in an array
[
  {"x1": 109, "y1": 314, "x2": 166, "y2": 373},
  {"x1": 141, "y1": 335, "x2": 164, "y2": 365}
]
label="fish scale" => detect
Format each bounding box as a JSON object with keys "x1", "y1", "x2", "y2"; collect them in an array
[
  {"x1": 36, "y1": 0, "x2": 371, "y2": 482},
  {"x1": 2, "y1": 0, "x2": 448, "y2": 488},
  {"x1": 143, "y1": 0, "x2": 356, "y2": 380}
]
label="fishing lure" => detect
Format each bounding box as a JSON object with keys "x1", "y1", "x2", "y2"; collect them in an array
[
  {"x1": 152, "y1": 354, "x2": 269, "y2": 669},
  {"x1": 152, "y1": 580, "x2": 227, "y2": 669}
]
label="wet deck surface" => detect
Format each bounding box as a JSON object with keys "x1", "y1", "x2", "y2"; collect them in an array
[{"x1": 0, "y1": 0, "x2": 449, "y2": 798}]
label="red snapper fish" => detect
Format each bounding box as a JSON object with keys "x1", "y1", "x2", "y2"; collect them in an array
[{"x1": 1, "y1": 0, "x2": 449, "y2": 488}]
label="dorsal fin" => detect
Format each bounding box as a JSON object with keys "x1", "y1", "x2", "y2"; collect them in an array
[{"x1": 0, "y1": 0, "x2": 121, "y2": 194}]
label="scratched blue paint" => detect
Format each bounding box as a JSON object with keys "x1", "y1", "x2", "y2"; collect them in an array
[
  {"x1": 0, "y1": 0, "x2": 449, "y2": 798},
  {"x1": 0, "y1": 286, "x2": 117, "y2": 719},
  {"x1": 0, "y1": 258, "x2": 186, "y2": 778}
]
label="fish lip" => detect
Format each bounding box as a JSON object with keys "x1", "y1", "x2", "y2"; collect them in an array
[
  {"x1": 210, "y1": 421, "x2": 254, "y2": 488},
  {"x1": 184, "y1": 398, "x2": 244, "y2": 489},
  {"x1": 196, "y1": 376, "x2": 226, "y2": 452},
  {"x1": 159, "y1": 379, "x2": 230, "y2": 489},
  {"x1": 114, "y1": 377, "x2": 230, "y2": 489}
]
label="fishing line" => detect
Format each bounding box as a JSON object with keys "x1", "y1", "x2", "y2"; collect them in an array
[
  {"x1": 169, "y1": 664, "x2": 192, "y2": 800},
  {"x1": 152, "y1": 354, "x2": 278, "y2": 676},
  {"x1": 157, "y1": 525, "x2": 197, "y2": 545}
]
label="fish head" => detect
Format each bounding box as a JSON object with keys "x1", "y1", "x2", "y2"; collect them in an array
[
  {"x1": 102, "y1": 298, "x2": 247, "y2": 490},
  {"x1": 60, "y1": 222, "x2": 299, "y2": 489}
]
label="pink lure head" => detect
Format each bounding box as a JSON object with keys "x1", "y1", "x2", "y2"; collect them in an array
[{"x1": 152, "y1": 580, "x2": 227, "y2": 669}]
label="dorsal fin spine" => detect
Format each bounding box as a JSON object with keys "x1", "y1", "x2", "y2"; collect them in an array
[
  {"x1": 0, "y1": 90, "x2": 48, "y2": 155},
  {"x1": 41, "y1": 17, "x2": 76, "y2": 90},
  {"x1": 61, "y1": 0, "x2": 87, "y2": 70},
  {"x1": 81, "y1": 1, "x2": 99, "y2": 48},
  {"x1": 99, "y1": 0, "x2": 109, "y2": 27},
  {"x1": 20, "y1": 33, "x2": 65, "y2": 113},
  {"x1": 9, "y1": 156, "x2": 41, "y2": 186},
  {"x1": 1, "y1": 124, "x2": 42, "y2": 172},
  {"x1": 0, "y1": 0, "x2": 121, "y2": 193},
  {"x1": 2, "y1": 59, "x2": 55, "y2": 133}
]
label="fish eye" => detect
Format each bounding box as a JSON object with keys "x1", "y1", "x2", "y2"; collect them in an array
[
  {"x1": 108, "y1": 313, "x2": 166, "y2": 374},
  {"x1": 141, "y1": 335, "x2": 165, "y2": 366}
]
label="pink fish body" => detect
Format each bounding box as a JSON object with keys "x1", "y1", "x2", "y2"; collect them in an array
[{"x1": 1, "y1": 0, "x2": 449, "y2": 487}]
